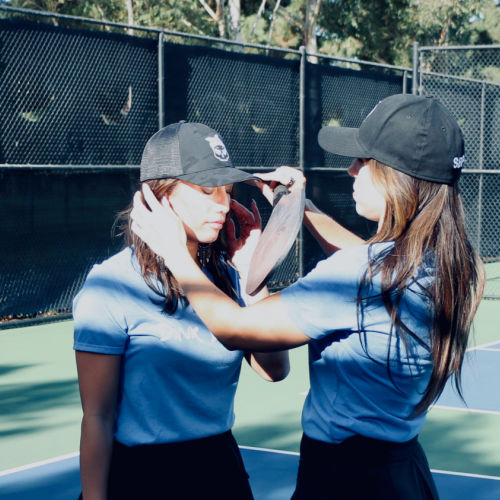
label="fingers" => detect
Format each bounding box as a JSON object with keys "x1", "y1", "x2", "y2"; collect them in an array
[
  {"x1": 230, "y1": 199, "x2": 254, "y2": 222},
  {"x1": 132, "y1": 190, "x2": 144, "y2": 212},
  {"x1": 130, "y1": 220, "x2": 145, "y2": 241},
  {"x1": 250, "y1": 199, "x2": 261, "y2": 226},
  {"x1": 130, "y1": 185, "x2": 178, "y2": 241},
  {"x1": 254, "y1": 171, "x2": 280, "y2": 182},
  {"x1": 130, "y1": 192, "x2": 145, "y2": 225},
  {"x1": 254, "y1": 166, "x2": 301, "y2": 184},
  {"x1": 257, "y1": 182, "x2": 274, "y2": 205},
  {"x1": 225, "y1": 217, "x2": 236, "y2": 242},
  {"x1": 131, "y1": 191, "x2": 155, "y2": 227},
  {"x1": 244, "y1": 179, "x2": 264, "y2": 189},
  {"x1": 254, "y1": 166, "x2": 305, "y2": 202},
  {"x1": 228, "y1": 199, "x2": 262, "y2": 242},
  {"x1": 142, "y1": 183, "x2": 162, "y2": 210},
  {"x1": 230, "y1": 198, "x2": 263, "y2": 230}
]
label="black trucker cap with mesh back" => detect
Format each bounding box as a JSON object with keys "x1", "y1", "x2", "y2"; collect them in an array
[{"x1": 140, "y1": 122, "x2": 257, "y2": 187}]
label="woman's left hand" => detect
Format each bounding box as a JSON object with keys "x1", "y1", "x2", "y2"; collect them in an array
[
  {"x1": 130, "y1": 184, "x2": 189, "y2": 265},
  {"x1": 226, "y1": 199, "x2": 261, "y2": 279}
]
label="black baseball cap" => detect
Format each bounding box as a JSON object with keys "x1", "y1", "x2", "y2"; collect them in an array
[
  {"x1": 140, "y1": 122, "x2": 257, "y2": 186},
  {"x1": 318, "y1": 94, "x2": 465, "y2": 184}
]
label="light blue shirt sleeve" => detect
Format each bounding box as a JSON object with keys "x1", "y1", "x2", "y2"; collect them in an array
[
  {"x1": 281, "y1": 245, "x2": 373, "y2": 339},
  {"x1": 73, "y1": 266, "x2": 129, "y2": 355}
]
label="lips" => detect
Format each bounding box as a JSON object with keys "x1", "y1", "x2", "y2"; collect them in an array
[{"x1": 206, "y1": 219, "x2": 225, "y2": 229}]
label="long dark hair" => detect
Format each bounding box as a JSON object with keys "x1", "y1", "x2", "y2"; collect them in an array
[
  {"x1": 116, "y1": 178, "x2": 239, "y2": 314},
  {"x1": 360, "y1": 159, "x2": 485, "y2": 414}
]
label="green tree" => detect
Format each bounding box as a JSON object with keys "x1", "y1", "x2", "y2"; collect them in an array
[
  {"x1": 317, "y1": 0, "x2": 491, "y2": 66},
  {"x1": 6, "y1": 0, "x2": 500, "y2": 66}
]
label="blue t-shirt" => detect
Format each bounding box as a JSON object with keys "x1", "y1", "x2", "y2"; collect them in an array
[
  {"x1": 73, "y1": 247, "x2": 245, "y2": 446},
  {"x1": 281, "y1": 242, "x2": 434, "y2": 444}
]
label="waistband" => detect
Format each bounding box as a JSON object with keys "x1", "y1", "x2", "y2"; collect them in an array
[
  {"x1": 114, "y1": 430, "x2": 234, "y2": 455},
  {"x1": 301, "y1": 433, "x2": 420, "y2": 463}
]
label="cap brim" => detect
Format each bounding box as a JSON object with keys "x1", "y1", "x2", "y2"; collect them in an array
[
  {"x1": 318, "y1": 126, "x2": 369, "y2": 158},
  {"x1": 176, "y1": 167, "x2": 258, "y2": 187}
]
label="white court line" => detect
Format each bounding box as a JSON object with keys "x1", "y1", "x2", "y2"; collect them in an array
[
  {"x1": 240, "y1": 445, "x2": 299, "y2": 456},
  {"x1": 468, "y1": 339, "x2": 500, "y2": 351},
  {"x1": 244, "y1": 446, "x2": 500, "y2": 481},
  {"x1": 432, "y1": 404, "x2": 500, "y2": 416},
  {"x1": 0, "y1": 452, "x2": 79, "y2": 477},
  {"x1": 0, "y1": 447, "x2": 297, "y2": 477},
  {"x1": 431, "y1": 469, "x2": 500, "y2": 481},
  {"x1": 2, "y1": 448, "x2": 499, "y2": 484}
]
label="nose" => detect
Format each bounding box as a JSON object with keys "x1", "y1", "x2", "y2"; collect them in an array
[
  {"x1": 213, "y1": 187, "x2": 230, "y2": 213},
  {"x1": 348, "y1": 158, "x2": 364, "y2": 177}
]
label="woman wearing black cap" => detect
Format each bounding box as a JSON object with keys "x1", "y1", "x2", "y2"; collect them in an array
[
  {"x1": 131, "y1": 94, "x2": 486, "y2": 499},
  {"x1": 73, "y1": 122, "x2": 289, "y2": 500}
]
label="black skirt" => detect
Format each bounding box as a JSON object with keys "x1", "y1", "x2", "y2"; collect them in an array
[
  {"x1": 79, "y1": 430, "x2": 253, "y2": 499},
  {"x1": 291, "y1": 433, "x2": 439, "y2": 500}
]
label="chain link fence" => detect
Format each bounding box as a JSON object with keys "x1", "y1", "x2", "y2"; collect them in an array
[
  {"x1": 417, "y1": 44, "x2": 500, "y2": 298},
  {"x1": 0, "y1": 6, "x2": 497, "y2": 325}
]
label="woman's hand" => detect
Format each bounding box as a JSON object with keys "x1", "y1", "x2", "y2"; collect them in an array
[
  {"x1": 253, "y1": 166, "x2": 306, "y2": 205},
  {"x1": 130, "y1": 184, "x2": 190, "y2": 265},
  {"x1": 226, "y1": 199, "x2": 261, "y2": 280}
]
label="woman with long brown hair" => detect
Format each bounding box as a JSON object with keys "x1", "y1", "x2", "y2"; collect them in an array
[
  {"x1": 131, "y1": 94, "x2": 485, "y2": 499},
  {"x1": 73, "y1": 122, "x2": 289, "y2": 500}
]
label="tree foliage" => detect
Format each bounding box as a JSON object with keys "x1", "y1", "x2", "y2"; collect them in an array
[{"x1": 5, "y1": 0, "x2": 500, "y2": 65}]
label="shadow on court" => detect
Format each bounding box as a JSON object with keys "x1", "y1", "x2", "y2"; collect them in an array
[
  {"x1": 420, "y1": 412, "x2": 500, "y2": 477},
  {"x1": 0, "y1": 377, "x2": 80, "y2": 439},
  {"x1": 0, "y1": 365, "x2": 34, "y2": 377}
]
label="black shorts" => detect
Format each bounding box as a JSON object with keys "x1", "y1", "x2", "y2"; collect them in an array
[
  {"x1": 291, "y1": 433, "x2": 439, "y2": 500},
  {"x1": 80, "y1": 430, "x2": 253, "y2": 500}
]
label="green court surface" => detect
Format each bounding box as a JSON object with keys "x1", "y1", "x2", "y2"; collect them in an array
[
  {"x1": 484, "y1": 260, "x2": 500, "y2": 299},
  {"x1": 0, "y1": 297, "x2": 499, "y2": 481}
]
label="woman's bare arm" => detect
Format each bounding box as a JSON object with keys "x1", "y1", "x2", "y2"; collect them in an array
[
  {"x1": 76, "y1": 351, "x2": 121, "y2": 500},
  {"x1": 242, "y1": 286, "x2": 290, "y2": 381},
  {"x1": 226, "y1": 197, "x2": 291, "y2": 379},
  {"x1": 303, "y1": 199, "x2": 364, "y2": 255}
]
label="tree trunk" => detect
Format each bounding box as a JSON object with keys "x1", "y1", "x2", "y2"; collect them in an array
[
  {"x1": 227, "y1": 0, "x2": 242, "y2": 42},
  {"x1": 304, "y1": 0, "x2": 323, "y2": 61},
  {"x1": 248, "y1": 0, "x2": 268, "y2": 43},
  {"x1": 126, "y1": 0, "x2": 134, "y2": 35}
]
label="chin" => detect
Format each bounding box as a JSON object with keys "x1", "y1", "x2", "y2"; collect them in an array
[
  {"x1": 355, "y1": 206, "x2": 365, "y2": 218},
  {"x1": 198, "y1": 232, "x2": 220, "y2": 244}
]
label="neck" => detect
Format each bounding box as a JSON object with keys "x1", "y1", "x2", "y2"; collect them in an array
[{"x1": 187, "y1": 240, "x2": 199, "y2": 262}]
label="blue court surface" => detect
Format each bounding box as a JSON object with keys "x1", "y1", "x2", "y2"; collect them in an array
[
  {"x1": 435, "y1": 343, "x2": 500, "y2": 413},
  {"x1": 1, "y1": 447, "x2": 500, "y2": 500}
]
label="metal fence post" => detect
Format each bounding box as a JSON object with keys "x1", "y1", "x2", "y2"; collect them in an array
[
  {"x1": 158, "y1": 32, "x2": 165, "y2": 130},
  {"x1": 412, "y1": 41, "x2": 419, "y2": 95},
  {"x1": 476, "y1": 82, "x2": 486, "y2": 255},
  {"x1": 299, "y1": 46, "x2": 306, "y2": 172},
  {"x1": 298, "y1": 45, "x2": 306, "y2": 279}
]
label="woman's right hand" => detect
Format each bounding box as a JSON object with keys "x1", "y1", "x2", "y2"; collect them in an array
[
  {"x1": 252, "y1": 166, "x2": 306, "y2": 205},
  {"x1": 130, "y1": 184, "x2": 190, "y2": 266}
]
